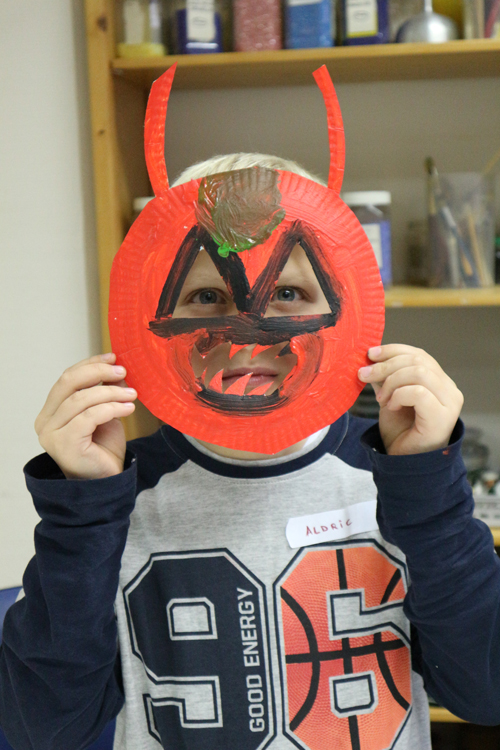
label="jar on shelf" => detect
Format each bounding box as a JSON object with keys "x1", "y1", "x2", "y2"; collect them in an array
[
  {"x1": 116, "y1": 0, "x2": 167, "y2": 57},
  {"x1": 284, "y1": 0, "x2": 335, "y2": 49},
  {"x1": 170, "y1": 0, "x2": 224, "y2": 54},
  {"x1": 233, "y1": 0, "x2": 282, "y2": 51},
  {"x1": 342, "y1": 191, "x2": 392, "y2": 287},
  {"x1": 340, "y1": 0, "x2": 390, "y2": 44}
]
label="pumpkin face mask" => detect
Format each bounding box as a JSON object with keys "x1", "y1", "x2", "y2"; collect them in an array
[{"x1": 109, "y1": 64, "x2": 385, "y2": 454}]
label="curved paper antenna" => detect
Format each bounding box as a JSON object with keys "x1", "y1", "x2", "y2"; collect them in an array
[
  {"x1": 312, "y1": 66, "x2": 345, "y2": 194},
  {"x1": 144, "y1": 64, "x2": 177, "y2": 196}
]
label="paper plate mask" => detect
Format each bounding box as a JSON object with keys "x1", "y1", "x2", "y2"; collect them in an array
[{"x1": 109, "y1": 64, "x2": 384, "y2": 454}]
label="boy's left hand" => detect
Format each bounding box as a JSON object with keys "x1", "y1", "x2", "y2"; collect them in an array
[{"x1": 358, "y1": 344, "x2": 464, "y2": 456}]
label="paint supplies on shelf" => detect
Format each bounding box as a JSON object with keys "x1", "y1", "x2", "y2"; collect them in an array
[
  {"x1": 342, "y1": 191, "x2": 392, "y2": 287},
  {"x1": 284, "y1": 0, "x2": 335, "y2": 49},
  {"x1": 233, "y1": 0, "x2": 282, "y2": 50},
  {"x1": 485, "y1": 0, "x2": 500, "y2": 37},
  {"x1": 116, "y1": 0, "x2": 167, "y2": 57},
  {"x1": 463, "y1": 0, "x2": 500, "y2": 37},
  {"x1": 170, "y1": 0, "x2": 224, "y2": 54},
  {"x1": 340, "y1": 0, "x2": 390, "y2": 44},
  {"x1": 426, "y1": 160, "x2": 495, "y2": 288}
]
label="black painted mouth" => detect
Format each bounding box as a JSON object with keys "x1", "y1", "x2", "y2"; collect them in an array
[
  {"x1": 197, "y1": 388, "x2": 282, "y2": 414},
  {"x1": 193, "y1": 340, "x2": 295, "y2": 414}
]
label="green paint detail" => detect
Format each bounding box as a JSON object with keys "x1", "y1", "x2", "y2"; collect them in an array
[
  {"x1": 215, "y1": 219, "x2": 285, "y2": 257},
  {"x1": 195, "y1": 168, "x2": 286, "y2": 258}
]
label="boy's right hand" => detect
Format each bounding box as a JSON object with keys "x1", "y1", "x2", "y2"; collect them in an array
[{"x1": 35, "y1": 353, "x2": 137, "y2": 480}]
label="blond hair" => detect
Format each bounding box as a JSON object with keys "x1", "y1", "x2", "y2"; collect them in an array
[{"x1": 172, "y1": 152, "x2": 326, "y2": 187}]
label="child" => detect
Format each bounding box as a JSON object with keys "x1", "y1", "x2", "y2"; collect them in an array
[{"x1": 2, "y1": 148, "x2": 500, "y2": 750}]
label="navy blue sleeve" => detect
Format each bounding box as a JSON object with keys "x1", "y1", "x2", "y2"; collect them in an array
[
  {"x1": 362, "y1": 420, "x2": 500, "y2": 724},
  {"x1": 0, "y1": 452, "x2": 137, "y2": 750}
]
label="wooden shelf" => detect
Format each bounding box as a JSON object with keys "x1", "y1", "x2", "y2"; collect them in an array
[
  {"x1": 490, "y1": 527, "x2": 500, "y2": 546},
  {"x1": 112, "y1": 40, "x2": 500, "y2": 90},
  {"x1": 385, "y1": 285, "x2": 500, "y2": 307},
  {"x1": 430, "y1": 706, "x2": 467, "y2": 723}
]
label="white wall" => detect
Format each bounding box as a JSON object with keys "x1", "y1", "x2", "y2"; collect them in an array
[
  {"x1": 1, "y1": 4, "x2": 499, "y2": 589},
  {"x1": 0, "y1": 1, "x2": 100, "y2": 588}
]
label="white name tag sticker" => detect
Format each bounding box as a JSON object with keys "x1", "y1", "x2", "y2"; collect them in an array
[{"x1": 286, "y1": 501, "x2": 378, "y2": 549}]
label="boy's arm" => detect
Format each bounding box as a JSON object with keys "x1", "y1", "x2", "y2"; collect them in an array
[
  {"x1": 0, "y1": 452, "x2": 137, "y2": 750},
  {"x1": 363, "y1": 422, "x2": 500, "y2": 724},
  {"x1": 359, "y1": 344, "x2": 500, "y2": 724}
]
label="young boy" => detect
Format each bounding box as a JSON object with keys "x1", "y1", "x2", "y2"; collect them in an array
[{"x1": 1, "y1": 152, "x2": 500, "y2": 750}]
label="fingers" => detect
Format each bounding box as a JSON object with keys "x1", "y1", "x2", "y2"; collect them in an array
[
  {"x1": 60, "y1": 401, "x2": 136, "y2": 441},
  {"x1": 47, "y1": 384, "x2": 137, "y2": 431},
  {"x1": 357, "y1": 344, "x2": 464, "y2": 455},
  {"x1": 33, "y1": 353, "x2": 135, "y2": 479},
  {"x1": 370, "y1": 365, "x2": 456, "y2": 410},
  {"x1": 382, "y1": 383, "x2": 442, "y2": 415},
  {"x1": 358, "y1": 345, "x2": 460, "y2": 406},
  {"x1": 36, "y1": 355, "x2": 128, "y2": 432},
  {"x1": 361, "y1": 347, "x2": 443, "y2": 383}
]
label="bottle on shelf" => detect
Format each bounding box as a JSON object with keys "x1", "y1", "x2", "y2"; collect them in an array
[
  {"x1": 342, "y1": 191, "x2": 393, "y2": 287},
  {"x1": 284, "y1": 0, "x2": 335, "y2": 48},
  {"x1": 170, "y1": 0, "x2": 224, "y2": 53},
  {"x1": 340, "y1": 0, "x2": 390, "y2": 44},
  {"x1": 233, "y1": 0, "x2": 282, "y2": 51},
  {"x1": 116, "y1": 0, "x2": 167, "y2": 57}
]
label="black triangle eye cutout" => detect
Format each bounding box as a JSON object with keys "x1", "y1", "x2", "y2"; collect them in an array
[
  {"x1": 248, "y1": 220, "x2": 342, "y2": 319},
  {"x1": 153, "y1": 225, "x2": 251, "y2": 320}
]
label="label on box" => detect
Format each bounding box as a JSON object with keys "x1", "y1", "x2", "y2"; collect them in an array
[
  {"x1": 187, "y1": 0, "x2": 216, "y2": 42},
  {"x1": 288, "y1": 0, "x2": 322, "y2": 6},
  {"x1": 362, "y1": 220, "x2": 392, "y2": 286},
  {"x1": 363, "y1": 224, "x2": 383, "y2": 267},
  {"x1": 346, "y1": 0, "x2": 378, "y2": 36}
]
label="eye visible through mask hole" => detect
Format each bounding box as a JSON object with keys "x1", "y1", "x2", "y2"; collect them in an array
[{"x1": 172, "y1": 243, "x2": 331, "y2": 396}]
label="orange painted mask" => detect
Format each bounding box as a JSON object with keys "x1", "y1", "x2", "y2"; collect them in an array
[{"x1": 109, "y1": 65, "x2": 384, "y2": 454}]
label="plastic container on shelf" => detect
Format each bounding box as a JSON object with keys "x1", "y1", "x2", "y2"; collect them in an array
[
  {"x1": 284, "y1": 0, "x2": 335, "y2": 49},
  {"x1": 170, "y1": 0, "x2": 224, "y2": 54},
  {"x1": 340, "y1": 0, "x2": 390, "y2": 44},
  {"x1": 116, "y1": 0, "x2": 167, "y2": 57},
  {"x1": 427, "y1": 172, "x2": 495, "y2": 289},
  {"x1": 462, "y1": 0, "x2": 500, "y2": 36},
  {"x1": 233, "y1": 0, "x2": 282, "y2": 51},
  {"x1": 342, "y1": 191, "x2": 392, "y2": 287}
]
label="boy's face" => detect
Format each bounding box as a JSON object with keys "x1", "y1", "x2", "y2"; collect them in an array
[{"x1": 172, "y1": 244, "x2": 330, "y2": 396}]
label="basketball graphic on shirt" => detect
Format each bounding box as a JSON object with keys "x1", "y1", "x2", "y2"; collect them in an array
[{"x1": 274, "y1": 540, "x2": 412, "y2": 750}]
